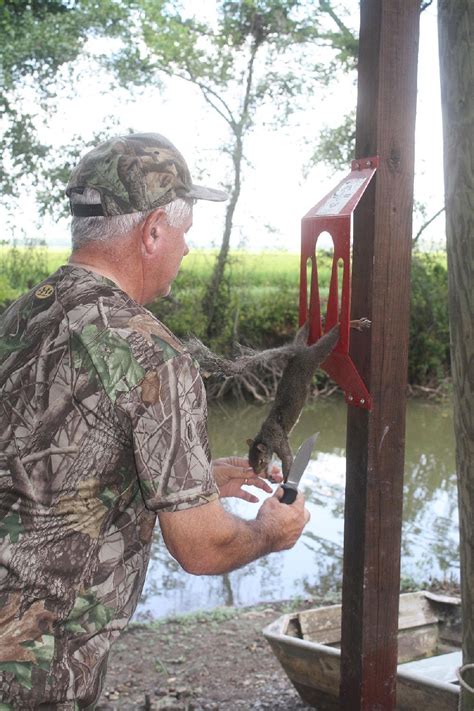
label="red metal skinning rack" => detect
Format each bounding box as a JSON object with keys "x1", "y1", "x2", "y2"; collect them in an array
[{"x1": 299, "y1": 157, "x2": 378, "y2": 410}]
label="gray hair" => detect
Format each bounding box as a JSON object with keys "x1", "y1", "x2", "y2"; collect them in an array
[{"x1": 70, "y1": 188, "x2": 193, "y2": 250}]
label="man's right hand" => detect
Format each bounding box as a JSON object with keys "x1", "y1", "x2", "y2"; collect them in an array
[{"x1": 256, "y1": 489, "x2": 310, "y2": 552}]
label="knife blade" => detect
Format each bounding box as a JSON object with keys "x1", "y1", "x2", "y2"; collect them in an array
[{"x1": 280, "y1": 432, "x2": 319, "y2": 505}]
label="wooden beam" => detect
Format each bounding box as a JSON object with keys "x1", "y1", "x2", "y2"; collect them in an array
[{"x1": 339, "y1": 2, "x2": 420, "y2": 709}]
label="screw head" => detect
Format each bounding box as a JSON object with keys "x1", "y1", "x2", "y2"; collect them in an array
[
  {"x1": 354, "y1": 162, "x2": 360, "y2": 170},
  {"x1": 365, "y1": 161, "x2": 372, "y2": 167},
  {"x1": 360, "y1": 398, "x2": 365, "y2": 405},
  {"x1": 348, "y1": 394, "x2": 354, "y2": 401}
]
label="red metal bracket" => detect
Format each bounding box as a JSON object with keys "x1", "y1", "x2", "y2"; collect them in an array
[{"x1": 299, "y1": 157, "x2": 378, "y2": 410}]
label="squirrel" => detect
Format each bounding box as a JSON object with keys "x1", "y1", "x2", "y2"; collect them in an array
[
  {"x1": 246, "y1": 318, "x2": 371, "y2": 478},
  {"x1": 185, "y1": 317, "x2": 371, "y2": 478}
]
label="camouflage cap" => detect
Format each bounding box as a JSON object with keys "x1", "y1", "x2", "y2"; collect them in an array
[{"x1": 66, "y1": 132, "x2": 228, "y2": 217}]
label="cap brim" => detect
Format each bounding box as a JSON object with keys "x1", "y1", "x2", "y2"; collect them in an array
[{"x1": 186, "y1": 184, "x2": 228, "y2": 202}]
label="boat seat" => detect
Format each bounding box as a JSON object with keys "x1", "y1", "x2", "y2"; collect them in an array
[{"x1": 398, "y1": 651, "x2": 462, "y2": 684}]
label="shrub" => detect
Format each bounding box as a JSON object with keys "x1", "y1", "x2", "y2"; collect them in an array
[
  {"x1": 0, "y1": 239, "x2": 50, "y2": 310},
  {"x1": 409, "y1": 253, "x2": 450, "y2": 385}
]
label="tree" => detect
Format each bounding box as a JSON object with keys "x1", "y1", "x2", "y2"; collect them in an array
[
  {"x1": 107, "y1": 0, "x2": 358, "y2": 339},
  {"x1": 1, "y1": 0, "x2": 360, "y2": 327},
  {"x1": 438, "y1": 3, "x2": 474, "y2": 709},
  {"x1": 0, "y1": 0, "x2": 134, "y2": 205}
]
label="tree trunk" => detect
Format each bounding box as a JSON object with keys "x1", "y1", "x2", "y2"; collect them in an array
[
  {"x1": 201, "y1": 37, "x2": 260, "y2": 341},
  {"x1": 438, "y1": 3, "x2": 474, "y2": 709},
  {"x1": 202, "y1": 134, "x2": 243, "y2": 340}
]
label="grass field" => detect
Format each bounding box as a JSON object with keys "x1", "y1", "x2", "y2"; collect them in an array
[{"x1": 0, "y1": 243, "x2": 449, "y2": 387}]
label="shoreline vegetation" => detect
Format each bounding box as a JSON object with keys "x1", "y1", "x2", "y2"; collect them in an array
[{"x1": 0, "y1": 243, "x2": 451, "y2": 401}]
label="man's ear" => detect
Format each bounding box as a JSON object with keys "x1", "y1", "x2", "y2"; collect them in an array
[{"x1": 142, "y1": 208, "x2": 166, "y2": 255}]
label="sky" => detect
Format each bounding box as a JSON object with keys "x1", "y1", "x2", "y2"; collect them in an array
[{"x1": 3, "y1": 1, "x2": 444, "y2": 253}]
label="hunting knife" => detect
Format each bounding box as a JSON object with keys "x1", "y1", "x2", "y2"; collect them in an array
[{"x1": 280, "y1": 432, "x2": 319, "y2": 505}]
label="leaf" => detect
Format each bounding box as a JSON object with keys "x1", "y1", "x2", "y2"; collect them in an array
[
  {"x1": 74, "y1": 325, "x2": 146, "y2": 402},
  {"x1": 150, "y1": 334, "x2": 180, "y2": 362},
  {"x1": 65, "y1": 591, "x2": 116, "y2": 633},
  {"x1": 0, "y1": 335, "x2": 30, "y2": 358},
  {"x1": 0, "y1": 661, "x2": 33, "y2": 690},
  {"x1": 0, "y1": 513, "x2": 23, "y2": 543},
  {"x1": 63, "y1": 621, "x2": 85, "y2": 635},
  {"x1": 99, "y1": 487, "x2": 116, "y2": 509},
  {"x1": 20, "y1": 635, "x2": 55, "y2": 670}
]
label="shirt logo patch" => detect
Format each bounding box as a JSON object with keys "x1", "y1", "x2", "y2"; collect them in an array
[{"x1": 35, "y1": 284, "x2": 55, "y2": 299}]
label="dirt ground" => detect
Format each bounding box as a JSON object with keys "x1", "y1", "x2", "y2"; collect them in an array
[
  {"x1": 97, "y1": 599, "x2": 320, "y2": 710},
  {"x1": 97, "y1": 582, "x2": 460, "y2": 710}
]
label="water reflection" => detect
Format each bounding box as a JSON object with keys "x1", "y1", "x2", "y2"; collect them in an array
[{"x1": 136, "y1": 397, "x2": 458, "y2": 620}]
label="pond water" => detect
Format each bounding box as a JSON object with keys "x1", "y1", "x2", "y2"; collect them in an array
[{"x1": 135, "y1": 397, "x2": 459, "y2": 620}]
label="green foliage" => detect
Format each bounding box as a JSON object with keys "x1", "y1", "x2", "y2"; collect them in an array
[
  {"x1": 0, "y1": 660, "x2": 33, "y2": 690},
  {"x1": 64, "y1": 590, "x2": 116, "y2": 634},
  {"x1": 73, "y1": 323, "x2": 146, "y2": 402},
  {"x1": 151, "y1": 250, "x2": 451, "y2": 390},
  {"x1": 0, "y1": 512, "x2": 22, "y2": 543},
  {"x1": 0, "y1": 246, "x2": 451, "y2": 389},
  {"x1": 0, "y1": 239, "x2": 50, "y2": 308},
  {"x1": 0, "y1": 0, "x2": 360, "y2": 336},
  {"x1": 310, "y1": 110, "x2": 356, "y2": 172},
  {"x1": 102, "y1": 0, "x2": 359, "y2": 336},
  {"x1": 157, "y1": 605, "x2": 238, "y2": 628},
  {"x1": 150, "y1": 251, "x2": 313, "y2": 350},
  {"x1": 409, "y1": 252, "x2": 450, "y2": 385},
  {"x1": 0, "y1": 0, "x2": 135, "y2": 200}
]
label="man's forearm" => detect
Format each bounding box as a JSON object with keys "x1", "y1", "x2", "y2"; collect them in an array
[
  {"x1": 179, "y1": 510, "x2": 278, "y2": 575},
  {"x1": 158, "y1": 495, "x2": 307, "y2": 576}
]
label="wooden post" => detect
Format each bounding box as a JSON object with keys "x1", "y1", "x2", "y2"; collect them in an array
[{"x1": 339, "y1": 2, "x2": 420, "y2": 709}]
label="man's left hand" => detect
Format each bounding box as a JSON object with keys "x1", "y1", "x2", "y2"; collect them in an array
[{"x1": 212, "y1": 457, "x2": 283, "y2": 503}]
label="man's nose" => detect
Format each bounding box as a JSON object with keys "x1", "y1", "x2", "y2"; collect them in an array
[{"x1": 183, "y1": 242, "x2": 190, "y2": 256}]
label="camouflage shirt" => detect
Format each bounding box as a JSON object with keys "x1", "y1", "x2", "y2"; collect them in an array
[{"x1": 0, "y1": 265, "x2": 218, "y2": 709}]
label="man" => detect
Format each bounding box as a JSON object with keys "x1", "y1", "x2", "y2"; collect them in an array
[{"x1": 0, "y1": 133, "x2": 310, "y2": 709}]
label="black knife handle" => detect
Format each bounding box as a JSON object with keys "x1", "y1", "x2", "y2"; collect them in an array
[{"x1": 280, "y1": 484, "x2": 298, "y2": 505}]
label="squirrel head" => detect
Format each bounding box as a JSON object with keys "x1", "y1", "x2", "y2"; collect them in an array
[{"x1": 247, "y1": 438, "x2": 272, "y2": 475}]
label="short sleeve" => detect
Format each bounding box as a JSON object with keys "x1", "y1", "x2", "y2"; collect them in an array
[{"x1": 117, "y1": 352, "x2": 219, "y2": 512}]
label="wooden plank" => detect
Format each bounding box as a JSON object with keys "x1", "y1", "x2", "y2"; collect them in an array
[
  {"x1": 299, "y1": 604, "x2": 341, "y2": 643},
  {"x1": 397, "y1": 592, "x2": 439, "y2": 630},
  {"x1": 299, "y1": 592, "x2": 438, "y2": 644},
  {"x1": 339, "y1": 1, "x2": 421, "y2": 709},
  {"x1": 397, "y1": 626, "x2": 440, "y2": 664}
]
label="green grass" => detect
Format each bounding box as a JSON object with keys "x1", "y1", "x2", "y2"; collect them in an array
[
  {"x1": 174, "y1": 249, "x2": 307, "y2": 286},
  {"x1": 48, "y1": 250, "x2": 70, "y2": 271},
  {"x1": 0, "y1": 243, "x2": 450, "y2": 388},
  {"x1": 0, "y1": 244, "x2": 328, "y2": 292}
]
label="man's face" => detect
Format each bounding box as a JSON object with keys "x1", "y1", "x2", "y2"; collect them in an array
[{"x1": 144, "y1": 211, "x2": 192, "y2": 303}]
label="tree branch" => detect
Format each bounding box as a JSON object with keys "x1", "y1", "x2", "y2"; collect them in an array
[
  {"x1": 183, "y1": 60, "x2": 237, "y2": 128},
  {"x1": 21, "y1": 446, "x2": 79, "y2": 465},
  {"x1": 319, "y1": 0, "x2": 354, "y2": 37},
  {"x1": 413, "y1": 206, "x2": 445, "y2": 245}
]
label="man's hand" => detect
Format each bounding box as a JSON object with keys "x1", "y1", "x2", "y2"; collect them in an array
[
  {"x1": 257, "y1": 489, "x2": 311, "y2": 551},
  {"x1": 212, "y1": 456, "x2": 283, "y2": 502}
]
